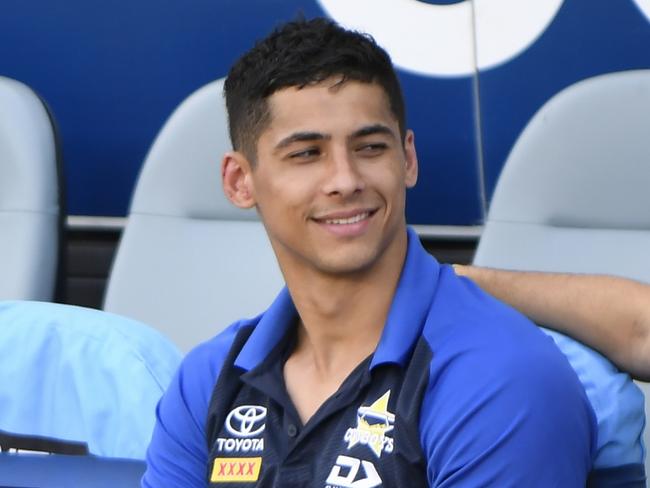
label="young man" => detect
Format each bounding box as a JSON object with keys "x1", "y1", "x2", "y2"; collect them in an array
[{"x1": 143, "y1": 18, "x2": 598, "y2": 486}]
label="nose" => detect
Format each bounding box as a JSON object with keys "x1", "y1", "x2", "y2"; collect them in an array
[{"x1": 321, "y1": 148, "x2": 365, "y2": 197}]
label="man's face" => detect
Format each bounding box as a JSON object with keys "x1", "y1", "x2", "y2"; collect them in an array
[{"x1": 234, "y1": 79, "x2": 417, "y2": 277}]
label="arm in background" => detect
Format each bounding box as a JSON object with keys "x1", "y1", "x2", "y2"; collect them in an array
[{"x1": 454, "y1": 265, "x2": 650, "y2": 381}]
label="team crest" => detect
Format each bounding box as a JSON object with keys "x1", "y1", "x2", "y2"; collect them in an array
[{"x1": 344, "y1": 390, "x2": 395, "y2": 458}]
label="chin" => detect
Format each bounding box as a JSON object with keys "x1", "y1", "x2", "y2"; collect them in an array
[{"x1": 314, "y1": 249, "x2": 382, "y2": 276}]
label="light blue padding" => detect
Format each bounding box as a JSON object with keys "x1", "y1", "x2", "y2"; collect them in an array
[
  {"x1": 541, "y1": 327, "x2": 646, "y2": 467},
  {"x1": 0, "y1": 301, "x2": 182, "y2": 459}
]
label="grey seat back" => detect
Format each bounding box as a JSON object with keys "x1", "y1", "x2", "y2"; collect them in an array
[
  {"x1": 474, "y1": 69, "x2": 650, "y2": 472},
  {"x1": 103, "y1": 78, "x2": 283, "y2": 353},
  {"x1": 0, "y1": 76, "x2": 61, "y2": 301},
  {"x1": 476, "y1": 70, "x2": 650, "y2": 279}
]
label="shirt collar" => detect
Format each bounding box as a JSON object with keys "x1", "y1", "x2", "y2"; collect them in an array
[
  {"x1": 234, "y1": 227, "x2": 440, "y2": 371},
  {"x1": 370, "y1": 227, "x2": 440, "y2": 369},
  {"x1": 235, "y1": 287, "x2": 297, "y2": 371}
]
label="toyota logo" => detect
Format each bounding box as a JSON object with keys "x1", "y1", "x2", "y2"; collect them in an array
[{"x1": 225, "y1": 405, "x2": 267, "y2": 437}]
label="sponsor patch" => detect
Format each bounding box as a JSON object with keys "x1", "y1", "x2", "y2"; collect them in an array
[
  {"x1": 210, "y1": 457, "x2": 262, "y2": 483},
  {"x1": 225, "y1": 405, "x2": 267, "y2": 437},
  {"x1": 344, "y1": 390, "x2": 395, "y2": 458},
  {"x1": 215, "y1": 437, "x2": 264, "y2": 453},
  {"x1": 215, "y1": 405, "x2": 266, "y2": 455},
  {"x1": 325, "y1": 455, "x2": 381, "y2": 488}
]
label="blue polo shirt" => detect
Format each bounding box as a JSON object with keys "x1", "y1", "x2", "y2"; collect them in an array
[{"x1": 143, "y1": 228, "x2": 644, "y2": 487}]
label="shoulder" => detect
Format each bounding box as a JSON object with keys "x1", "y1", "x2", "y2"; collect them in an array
[
  {"x1": 418, "y1": 266, "x2": 596, "y2": 485},
  {"x1": 142, "y1": 318, "x2": 257, "y2": 488},
  {"x1": 422, "y1": 265, "x2": 588, "y2": 378},
  {"x1": 161, "y1": 318, "x2": 256, "y2": 436}
]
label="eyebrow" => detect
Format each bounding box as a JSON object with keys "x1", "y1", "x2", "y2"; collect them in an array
[
  {"x1": 274, "y1": 124, "x2": 396, "y2": 152},
  {"x1": 350, "y1": 124, "x2": 396, "y2": 140},
  {"x1": 275, "y1": 132, "x2": 331, "y2": 150}
]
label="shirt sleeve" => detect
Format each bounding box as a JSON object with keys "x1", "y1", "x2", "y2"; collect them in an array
[
  {"x1": 420, "y1": 322, "x2": 596, "y2": 487},
  {"x1": 142, "y1": 329, "x2": 238, "y2": 488}
]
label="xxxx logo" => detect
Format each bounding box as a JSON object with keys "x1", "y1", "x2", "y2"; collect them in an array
[{"x1": 210, "y1": 457, "x2": 262, "y2": 483}]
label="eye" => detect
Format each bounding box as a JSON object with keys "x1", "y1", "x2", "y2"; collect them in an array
[
  {"x1": 356, "y1": 142, "x2": 388, "y2": 156},
  {"x1": 288, "y1": 147, "x2": 320, "y2": 160}
]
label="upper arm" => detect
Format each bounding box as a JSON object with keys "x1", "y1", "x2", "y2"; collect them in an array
[
  {"x1": 420, "y1": 332, "x2": 595, "y2": 487},
  {"x1": 141, "y1": 329, "x2": 240, "y2": 488},
  {"x1": 142, "y1": 361, "x2": 211, "y2": 488}
]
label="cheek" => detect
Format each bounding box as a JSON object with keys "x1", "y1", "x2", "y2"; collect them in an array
[
  {"x1": 366, "y1": 165, "x2": 406, "y2": 196},
  {"x1": 255, "y1": 172, "x2": 313, "y2": 216},
  {"x1": 276, "y1": 166, "x2": 324, "y2": 195}
]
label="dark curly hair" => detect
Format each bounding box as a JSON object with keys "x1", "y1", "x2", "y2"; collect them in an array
[{"x1": 224, "y1": 17, "x2": 406, "y2": 162}]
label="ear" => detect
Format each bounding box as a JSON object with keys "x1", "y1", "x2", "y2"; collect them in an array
[
  {"x1": 222, "y1": 151, "x2": 256, "y2": 209},
  {"x1": 403, "y1": 129, "x2": 418, "y2": 188}
]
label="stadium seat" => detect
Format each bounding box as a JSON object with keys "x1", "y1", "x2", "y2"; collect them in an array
[
  {"x1": 0, "y1": 76, "x2": 64, "y2": 301},
  {"x1": 0, "y1": 453, "x2": 146, "y2": 488},
  {"x1": 103, "y1": 78, "x2": 284, "y2": 353},
  {"x1": 473, "y1": 70, "x2": 650, "y2": 473},
  {"x1": 0, "y1": 300, "x2": 182, "y2": 459}
]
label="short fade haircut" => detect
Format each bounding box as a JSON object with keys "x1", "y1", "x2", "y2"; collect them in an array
[{"x1": 224, "y1": 17, "x2": 406, "y2": 162}]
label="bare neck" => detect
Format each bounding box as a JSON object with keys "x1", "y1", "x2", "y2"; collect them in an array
[{"x1": 280, "y1": 231, "x2": 408, "y2": 376}]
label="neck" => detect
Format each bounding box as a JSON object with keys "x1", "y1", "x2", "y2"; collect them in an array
[{"x1": 279, "y1": 229, "x2": 409, "y2": 375}]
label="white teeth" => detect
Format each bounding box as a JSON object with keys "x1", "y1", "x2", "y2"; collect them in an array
[{"x1": 324, "y1": 212, "x2": 369, "y2": 225}]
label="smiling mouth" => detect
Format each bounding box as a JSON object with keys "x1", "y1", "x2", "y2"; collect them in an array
[
  {"x1": 314, "y1": 209, "x2": 377, "y2": 225},
  {"x1": 324, "y1": 212, "x2": 370, "y2": 225}
]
